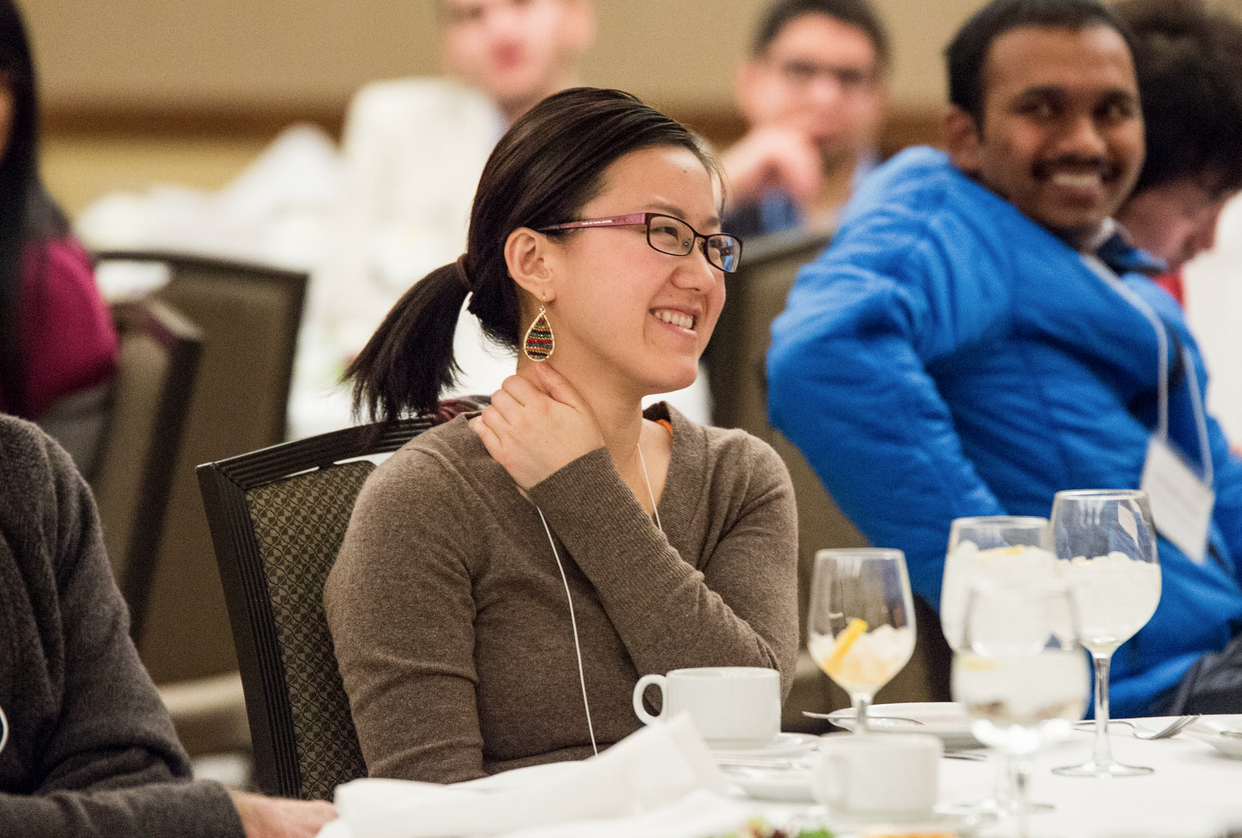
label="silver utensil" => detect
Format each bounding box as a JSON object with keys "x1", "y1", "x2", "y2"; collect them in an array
[
  {"x1": 1073, "y1": 716, "x2": 1199, "y2": 739},
  {"x1": 1133, "y1": 714, "x2": 1201, "y2": 740},
  {"x1": 1219, "y1": 729, "x2": 1242, "y2": 739},
  {"x1": 802, "y1": 710, "x2": 924, "y2": 726}
]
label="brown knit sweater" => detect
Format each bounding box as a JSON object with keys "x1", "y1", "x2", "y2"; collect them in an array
[
  {"x1": 0, "y1": 416, "x2": 244, "y2": 838},
  {"x1": 325, "y1": 404, "x2": 798, "y2": 783}
]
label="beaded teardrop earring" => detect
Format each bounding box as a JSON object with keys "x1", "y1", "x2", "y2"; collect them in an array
[{"x1": 522, "y1": 306, "x2": 555, "y2": 362}]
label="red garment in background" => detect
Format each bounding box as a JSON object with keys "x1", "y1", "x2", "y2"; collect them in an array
[
  {"x1": 10, "y1": 238, "x2": 118, "y2": 419},
  {"x1": 1155, "y1": 270, "x2": 1184, "y2": 307}
]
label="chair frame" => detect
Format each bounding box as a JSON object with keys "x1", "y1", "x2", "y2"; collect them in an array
[
  {"x1": 98, "y1": 299, "x2": 203, "y2": 635},
  {"x1": 197, "y1": 402, "x2": 485, "y2": 798}
]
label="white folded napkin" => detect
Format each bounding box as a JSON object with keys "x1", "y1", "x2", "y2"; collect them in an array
[{"x1": 325, "y1": 713, "x2": 731, "y2": 838}]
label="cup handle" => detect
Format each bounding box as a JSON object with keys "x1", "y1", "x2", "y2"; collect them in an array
[
  {"x1": 814, "y1": 752, "x2": 847, "y2": 808},
  {"x1": 632, "y1": 674, "x2": 666, "y2": 726}
]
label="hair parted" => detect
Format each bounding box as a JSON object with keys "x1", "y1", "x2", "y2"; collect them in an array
[
  {"x1": 752, "y1": 0, "x2": 890, "y2": 69},
  {"x1": 946, "y1": 0, "x2": 1137, "y2": 125},
  {"x1": 347, "y1": 87, "x2": 722, "y2": 425},
  {"x1": 0, "y1": 0, "x2": 71, "y2": 418},
  {"x1": 1116, "y1": 0, "x2": 1242, "y2": 197}
]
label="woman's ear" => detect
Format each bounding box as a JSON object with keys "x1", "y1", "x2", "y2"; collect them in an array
[{"x1": 505, "y1": 227, "x2": 557, "y2": 302}]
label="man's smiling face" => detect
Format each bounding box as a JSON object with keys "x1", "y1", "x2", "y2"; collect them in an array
[{"x1": 947, "y1": 24, "x2": 1145, "y2": 248}]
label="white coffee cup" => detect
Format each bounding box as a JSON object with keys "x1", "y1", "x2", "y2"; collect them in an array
[
  {"x1": 814, "y1": 733, "x2": 942, "y2": 819},
  {"x1": 632, "y1": 666, "x2": 781, "y2": 748}
]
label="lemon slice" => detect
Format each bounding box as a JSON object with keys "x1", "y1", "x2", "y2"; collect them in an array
[
  {"x1": 980, "y1": 545, "x2": 1026, "y2": 558},
  {"x1": 957, "y1": 653, "x2": 1003, "y2": 672},
  {"x1": 824, "y1": 618, "x2": 869, "y2": 674}
]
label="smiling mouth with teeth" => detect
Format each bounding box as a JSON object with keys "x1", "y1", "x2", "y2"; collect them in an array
[
  {"x1": 1049, "y1": 172, "x2": 1104, "y2": 188},
  {"x1": 655, "y1": 310, "x2": 696, "y2": 330}
]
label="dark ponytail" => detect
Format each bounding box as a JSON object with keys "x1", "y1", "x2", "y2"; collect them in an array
[
  {"x1": 347, "y1": 261, "x2": 471, "y2": 422},
  {"x1": 348, "y1": 88, "x2": 721, "y2": 425}
]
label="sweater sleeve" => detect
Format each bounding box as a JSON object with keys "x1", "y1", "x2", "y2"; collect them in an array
[
  {"x1": 325, "y1": 451, "x2": 485, "y2": 784},
  {"x1": 527, "y1": 435, "x2": 800, "y2": 698},
  {"x1": 0, "y1": 423, "x2": 244, "y2": 838}
]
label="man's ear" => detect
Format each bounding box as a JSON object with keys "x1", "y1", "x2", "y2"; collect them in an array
[
  {"x1": 944, "y1": 105, "x2": 983, "y2": 173},
  {"x1": 504, "y1": 227, "x2": 556, "y2": 303}
]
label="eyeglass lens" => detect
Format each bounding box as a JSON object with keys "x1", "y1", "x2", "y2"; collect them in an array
[{"x1": 646, "y1": 215, "x2": 741, "y2": 273}]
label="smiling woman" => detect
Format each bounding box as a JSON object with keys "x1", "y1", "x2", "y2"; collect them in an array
[{"x1": 323, "y1": 88, "x2": 798, "y2": 783}]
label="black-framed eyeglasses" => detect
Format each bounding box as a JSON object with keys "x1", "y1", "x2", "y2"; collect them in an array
[{"x1": 538, "y1": 212, "x2": 743, "y2": 273}]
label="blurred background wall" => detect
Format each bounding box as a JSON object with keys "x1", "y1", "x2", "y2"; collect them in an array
[{"x1": 24, "y1": 0, "x2": 1242, "y2": 215}]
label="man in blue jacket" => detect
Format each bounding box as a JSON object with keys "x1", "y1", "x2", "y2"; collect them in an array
[{"x1": 768, "y1": 0, "x2": 1242, "y2": 718}]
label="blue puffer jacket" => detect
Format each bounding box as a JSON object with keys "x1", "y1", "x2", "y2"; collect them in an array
[{"x1": 768, "y1": 147, "x2": 1242, "y2": 717}]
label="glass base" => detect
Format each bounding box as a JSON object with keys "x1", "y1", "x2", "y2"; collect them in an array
[
  {"x1": 1052, "y1": 760, "x2": 1154, "y2": 778},
  {"x1": 938, "y1": 798, "x2": 1053, "y2": 819}
]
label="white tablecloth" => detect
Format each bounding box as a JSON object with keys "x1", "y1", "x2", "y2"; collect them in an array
[{"x1": 937, "y1": 721, "x2": 1242, "y2": 837}]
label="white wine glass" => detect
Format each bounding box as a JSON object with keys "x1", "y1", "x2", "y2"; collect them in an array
[
  {"x1": 953, "y1": 579, "x2": 1090, "y2": 838},
  {"x1": 1050, "y1": 490, "x2": 1161, "y2": 778},
  {"x1": 807, "y1": 548, "x2": 916, "y2": 733},
  {"x1": 940, "y1": 515, "x2": 1055, "y2": 819},
  {"x1": 941, "y1": 516, "x2": 1055, "y2": 651}
]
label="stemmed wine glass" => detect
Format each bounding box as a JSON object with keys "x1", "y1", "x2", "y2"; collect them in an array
[
  {"x1": 1050, "y1": 490, "x2": 1162, "y2": 778},
  {"x1": 952, "y1": 579, "x2": 1090, "y2": 838},
  {"x1": 941, "y1": 516, "x2": 1055, "y2": 818},
  {"x1": 807, "y1": 548, "x2": 916, "y2": 733},
  {"x1": 941, "y1": 516, "x2": 1055, "y2": 651}
]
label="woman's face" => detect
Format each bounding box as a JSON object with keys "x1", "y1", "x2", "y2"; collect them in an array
[{"x1": 540, "y1": 145, "x2": 726, "y2": 399}]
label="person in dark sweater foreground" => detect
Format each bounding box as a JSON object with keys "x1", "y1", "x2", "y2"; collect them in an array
[{"x1": 0, "y1": 415, "x2": 334, "y2": 837}]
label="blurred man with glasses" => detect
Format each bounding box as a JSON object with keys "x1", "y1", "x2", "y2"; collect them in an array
[{"x1": 724, "y1": 0, "x2": 889, "y2": 239}]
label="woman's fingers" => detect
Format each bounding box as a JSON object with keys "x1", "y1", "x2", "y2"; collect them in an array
[{"x1": 534, "y1": 362, "x2": 587, "y2": 410}]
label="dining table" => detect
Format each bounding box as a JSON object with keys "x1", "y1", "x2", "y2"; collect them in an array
[{"x1": 318, "y1": 711, "x2": 1242, "y2": 838}]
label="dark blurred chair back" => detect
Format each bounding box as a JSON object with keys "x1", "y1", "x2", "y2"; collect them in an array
[
  {"x1": 94, "y1": 250, "x2": 308, "y2": 685},
  {"x1": 703, "y1": 229, "x2": 951, "y2": 728},
  {"x1": 197, "y1": 398, "x2": 488, "y2": 800},
  {"x1": 90, "y1": 299, "x2": 202, "y2": 637}
]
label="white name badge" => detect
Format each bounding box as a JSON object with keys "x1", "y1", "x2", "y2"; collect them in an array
[{"x1": 1140, "y1": 436, "x2": 1214, "y2": 564}]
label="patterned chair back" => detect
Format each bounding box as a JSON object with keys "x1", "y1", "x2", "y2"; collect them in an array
[{"x1": 197, "y1": 397, "x2": 488, "y2": 799}]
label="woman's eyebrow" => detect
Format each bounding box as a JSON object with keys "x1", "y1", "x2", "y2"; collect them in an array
[{"x1": 648, "y1": 201, "x2": 722, "y2": 229}]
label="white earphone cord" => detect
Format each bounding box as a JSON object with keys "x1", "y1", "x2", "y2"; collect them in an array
[
  {"x1": 536, "y1": 440, "x2": 663, "y2": 758},
  {"x1": 537, "y1": 507, "x2": 599, "y2": 756}
]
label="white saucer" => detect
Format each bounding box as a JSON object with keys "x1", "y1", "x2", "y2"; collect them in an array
[
  {"x1": 827, "y1": 702, "x2": 982, "y2": 749},
  {"x1": 1186, "y1": 715, "x2": 1242, "y2": 759},
  {"x1": 710, "y1": 732, "x2": 820, "y2": 759},
  {"x1": 723, "y1": 764, "x2": 815, "y2": 802}
]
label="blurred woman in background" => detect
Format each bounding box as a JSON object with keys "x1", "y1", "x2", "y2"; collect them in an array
[{"x1": 0, "y1": 0, "x2": 117, "y2": 476}]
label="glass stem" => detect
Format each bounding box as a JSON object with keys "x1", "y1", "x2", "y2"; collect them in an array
[
  {"x1": 1092, "y1": 652, "x2": 1114, "y2": 768},
  {"x1": 994, "y1": 751, "x2": 1016, "y2": 815},
  {"x1": 1013, "y1": 754, "x2": 1033, "y2": 838},
  {"x1": 853, "y1": 692, "x2": 872, "y2": 734}
]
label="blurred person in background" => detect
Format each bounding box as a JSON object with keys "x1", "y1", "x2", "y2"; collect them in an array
[
  {"x1": 299, "y1": 0, "x2": 596, "y2": 436},
  {"x1": 768, "y1": 0, "x2": 1242, "y2": 717},
  {"x1": 0, "y1": 0, "x2": 117, "y2": 477},
  {"x1": 1113, "y1": 0, "x2": 1242, "y2": 300},
  {"x1": 723, "y1": 0, "x2": 888, "y2": 239}
]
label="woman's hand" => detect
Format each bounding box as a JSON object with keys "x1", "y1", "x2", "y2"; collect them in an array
[{"x1": 471, "y1": 364, "x2": 605, "y2": 489}]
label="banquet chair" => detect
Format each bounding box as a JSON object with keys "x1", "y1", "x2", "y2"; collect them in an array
[
  {"x1": 703, "y1": 229, "x2": 952, "y2": 731},
  {"x1": 93, "y1": 249, "x2": 308, "y2": 688},
  {"x1": 197, "y1": 397, "x2": 489, "y2": 801},
  {"x1": 89, "y1": 299, "x2": 202, "y2": 636}
]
